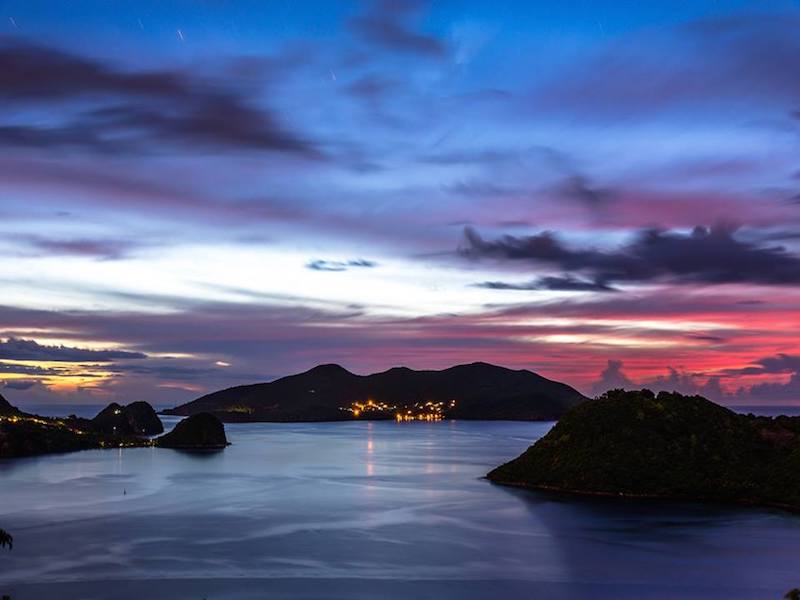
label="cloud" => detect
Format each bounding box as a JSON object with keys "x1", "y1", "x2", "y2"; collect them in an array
[
  {"x1": 17, "y1": 236, "x2": 138, "y2": 260},
  {"x1": 106, "y1": 362, "x2": 268, "y2": 383},
  {"x1": 725, "y1": 352, "x2": 800, "y2": 402},
  {"x1": 755, "y1": 354, "x2": 800, "y2": 373},
  {"x1": 0, "y1": 39, "x2": 188, "y2": 101},
  {"x1": 346, "y1": 74, "x2": 398, "y2": 100},
  {"x1": 445, "y1": 180, "x2": 521, "y2": 198},
  {"x1": 722, "y1": 353, "x2": 800, "y2": 376},
  {"x1": 306, "y1": 258, "x2": 378, "y2": 272},
  {"x1": 0, "y1": 362, "x2": 67, "y2": 375},
  {"x1": 0, "y1": 39, "x2": 318, "y2": 156},
  {"x1": 2, "y1": 379, "x2": 38, "y2": 391},
  {"x1": 743, "y1": 372, "x2": 800, "y2": 402},
  {"x1": 590, "y1": 359, "x2": 634, "y2": 396},
  {"x1": 554, "y1": 175, "x2": 616, "y2": 208},
  {"x1": 590, "y1": 359, "x2": 724, "y2": 401},
  {"x1": 475, "y1": 276, "x2": 617, "y2": 292},
  {"x1": 647, "y1": 367, "x2": 725, "y2": 401},
  {"x1": 350, "y1": 1, "x2": 446, "y2": 57},
  {"x1": 535, "y1": 13, "x2": 800, "y2": 117},
  {"x1": 461, "y1": 224, "x2": 800, "y2": 287},
  {"x1": 0, "y1": 338, "x2": 146, "y2": 362}
]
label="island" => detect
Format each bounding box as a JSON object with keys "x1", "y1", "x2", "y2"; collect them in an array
[
  {"x1": 0, "y1": 397, "x2": 152, "y2": 458},
  {"x1": 487, "y1": 389, "x2": 800, "y2": 511},
  {"x1": 156, "y1": 412, "x2": 229, "y2": 449},
  {"x1": 0, "y1": 394, "x2": 230, "y2": 458},
  {"x1": 162, "y1": 362, "x2": 587, "y2": 423}
]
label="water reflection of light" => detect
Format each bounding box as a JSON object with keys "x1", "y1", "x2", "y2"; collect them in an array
[{"x1": 366, "y1": 422, "x2": 374, "y2": 477}]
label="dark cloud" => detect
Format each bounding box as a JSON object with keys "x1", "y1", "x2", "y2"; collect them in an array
[
  {"x1": 0, "y1": 362, "x2": 67, "y2": 375},
  {"x1": 724, "y1": 353, "x2": 800, "y2": 376},
  {"x1": 346, "y1": 74, "x2": 397, "y2": 100},
  {"x1": 0, "y1": 39, "x2": 188, "y2": 101},
  {"x1": 461, "y1": 224, "x2": 800, "y2": 287},
  {"x1": 555, "y1": 175, "x2": 616, "y2": 208},
  {"x1": 2, "y1": 380, "x2": 38, "y2": 390},
  {"x1": 17, "y1": 236, "x2": 138, "y2": 260},
  {"x1": 306, "y1": 258, "x2": 378, "y2": 272},
  {"x1": 729, "y1": 353, "x2": 800, "y2": 402},
  {"x1": 0, "y1": 338, "x2": 146, "y2": 362},
  {"x1": 85, "y1": 100, "x2": 316, "y2": 155},
  {"x1": 685, "y1": 333, "x2": 726, "y2": 343},
  {"x1": 0, "y1": 124, "x2": 126, "y2": 153},
  {"x1": 0, "y1": 39, "x2": 317, "y2": 156},
  {"x1": 743, "y1": 372, "x2": 800, "y2": 402},
  {"x1": 754, "y1": 354, "x2": 800, "y2": 373},
  {"x1": 106, "y1": 362, "x2": 269, "y2": 383},
  {"x1": 476, "y1": 276, "x2": 617, "y2": 292},
  {"x1": 350, "y1": 1, "x2": 445, "y2": 57}
]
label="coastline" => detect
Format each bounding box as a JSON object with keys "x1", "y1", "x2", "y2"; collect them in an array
[{"x1": 486, "y1": 478, "x2": 800, "y2": 514}]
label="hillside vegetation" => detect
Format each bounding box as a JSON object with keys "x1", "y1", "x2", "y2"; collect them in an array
[{"x1": 488, "y1": 389, "x2": 800, "y2": 510}]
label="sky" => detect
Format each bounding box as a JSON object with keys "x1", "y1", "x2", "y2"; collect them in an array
[{"x1": 2, "y1": 0, "x2": 800, "y2": 407}]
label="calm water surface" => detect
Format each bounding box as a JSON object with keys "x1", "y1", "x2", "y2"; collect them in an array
[{"x1": 1, "y1": 418, "x2": 799, "y2": 599}]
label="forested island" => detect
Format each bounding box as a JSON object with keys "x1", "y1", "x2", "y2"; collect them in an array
[
  {"x1": 163, "y1": 362, "x2": 587, "y2": 422},
  {"x1": 488, "y1": 389, "x2": 800, "y2": 511}
]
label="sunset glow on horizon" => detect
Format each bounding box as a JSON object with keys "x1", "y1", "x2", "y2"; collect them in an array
[{"x1": 2, "y1": 0, "x2": 800, "y2": 406}]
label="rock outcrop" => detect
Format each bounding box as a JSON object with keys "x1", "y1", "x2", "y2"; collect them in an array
[
  {"x1": 91, "y1": 401, "x2": 164, "y2": 435},
  {"x1": 156, "y1": 413, "x2": 228, "y2": 449}
]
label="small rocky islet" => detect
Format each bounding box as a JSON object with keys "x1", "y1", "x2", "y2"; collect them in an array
[
  {"x1": 156, "y1": 412, "x2": 229, "y2": 449},
  {"x1": 488, "y1": 389, "x2": 800, "y2": 512}
]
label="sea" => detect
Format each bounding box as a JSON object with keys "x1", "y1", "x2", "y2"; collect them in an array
[{"x1": 1, "y1": 405, "x2": 799, "y2": 599}]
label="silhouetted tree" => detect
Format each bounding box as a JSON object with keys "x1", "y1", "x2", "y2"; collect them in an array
[
  {"x1": 785, "y1": 589, "x2": 800, "y2": 600},
  {"x1": 0, "y1": 528, "x2": 11, "y2": 550}
]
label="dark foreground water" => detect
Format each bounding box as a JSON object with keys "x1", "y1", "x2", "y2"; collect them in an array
[{"x1": 1, "y1": 419, "x2": 799, "y2": 599}]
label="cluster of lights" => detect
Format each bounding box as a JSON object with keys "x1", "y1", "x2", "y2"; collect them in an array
[
  {"x1": 341, "y1": 399, "x2": 457, "y2": 421},
  {"x1": 0, "y1": 414, "x2": 58, "y2": 427},
  {"x1": 394, "y1": 400, "x2": 456, "y2": 422},
  {"x1": 1, "y1": 414, "x2": 159, "y2": 448},
  {"x1": 343, "y1": 398, "x2": 398, "y2": 418},
  {"x1": 0, "y1": 413, "x2": 149, "y2": 442},
  {"x1": 98, "y1": 439, "x2": 155, "y2": 448},
  {"x1": 223, "y1": 404, "x2": 255, "y2": 414}
]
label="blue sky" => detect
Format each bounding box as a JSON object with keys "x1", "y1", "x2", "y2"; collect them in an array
[{"x1": 2, "y1": 0, "x2": 800, "y2": 406}]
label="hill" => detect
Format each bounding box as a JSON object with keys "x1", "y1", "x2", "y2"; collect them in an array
[
  {"x1": 157, "y1": 413, "x2": 229, "y2": 449},
  {"x1": 162, "y1": 362, "x2": 587, "y2": 422},
  {"x1": 0, "y1": 398, "x2": 160, "y2": 458},
  {"x1": 0, "y1": 393, "x2": 19, "y2": 416},
  {"x1": 487, "y1": 389, "x2": 800, "y2": 511},
  {"x1": 90, "y1": 401, "x2": 164, "y2": 435}
]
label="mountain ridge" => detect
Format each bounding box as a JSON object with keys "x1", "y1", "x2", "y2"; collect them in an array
[{"x1": 162, "y1": 362, "x2": 587, "y2": 422}]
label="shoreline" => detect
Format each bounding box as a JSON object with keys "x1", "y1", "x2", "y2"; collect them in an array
[{"x1": 486, "y1": 478, "x2": 800, "y2": 514}]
